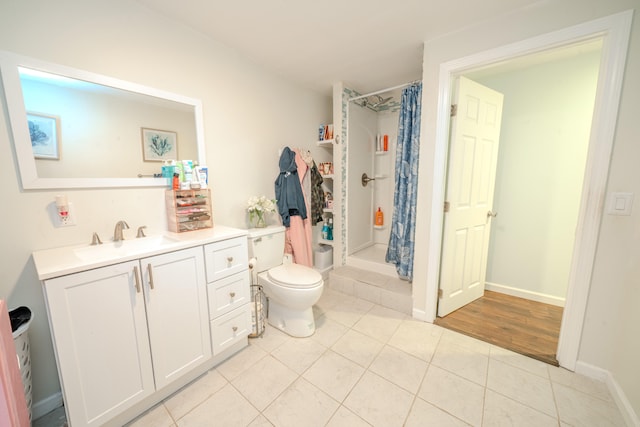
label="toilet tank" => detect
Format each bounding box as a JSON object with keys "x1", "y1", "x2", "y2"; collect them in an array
[{"x1": 247, "y1": 225, "x2": 285, "y2": 273}]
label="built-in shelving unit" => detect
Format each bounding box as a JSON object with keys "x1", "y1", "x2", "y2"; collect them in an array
[{"x1": 317, "y1": 138, "x2": 335, "y2": 148}]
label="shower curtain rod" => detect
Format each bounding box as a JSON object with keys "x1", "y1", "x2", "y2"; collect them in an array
[{"x1": 348, "y1": 80, "x2": 421, "y2": 102}]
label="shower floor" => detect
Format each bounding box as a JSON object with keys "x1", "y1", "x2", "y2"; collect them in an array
[{"x1": 347, "y1": 243, "x2": 397, "y2": 277}]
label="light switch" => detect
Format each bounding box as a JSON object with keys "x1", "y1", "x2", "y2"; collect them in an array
[{"x1": 607, "y1": 192, "x2": 633, "y2": 216}]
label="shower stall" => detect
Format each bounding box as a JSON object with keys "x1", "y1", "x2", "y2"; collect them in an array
[{"x1": 346, "y1": 89, "x2": 401, "y2": 277}]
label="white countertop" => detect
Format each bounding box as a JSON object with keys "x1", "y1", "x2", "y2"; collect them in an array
[{"x1": 32, "y1": 225, "x2": 248, "y2": 280}]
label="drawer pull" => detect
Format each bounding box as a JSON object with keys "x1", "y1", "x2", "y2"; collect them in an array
[
  {"x1": 147, "y1": 264, "x2": 155, "y2": 290},
  {"x1": 230, "y1": 292, "x2": 236, "y2": 298},
  {"x1": 232, "y1": 326, "x2": 238, "y2": 332},
  {"x1": 133, "y1": 266, "x2": 141, "y2": 293},
  {"x1": 227, "y1": 256, "x2": 234, "y2": 263}
]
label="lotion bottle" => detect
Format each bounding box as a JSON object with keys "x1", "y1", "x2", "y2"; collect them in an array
[{"x1": 375, "y1": 207, "x2": 384, "y2": 226}]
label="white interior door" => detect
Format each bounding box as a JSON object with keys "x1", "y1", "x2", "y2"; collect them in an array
[
  {"x1": 438, "y1": 76, "x2": 504, "y2": 316},
  {"x1": 347, "y1": 105, "x2": 376, "y2": 254}
]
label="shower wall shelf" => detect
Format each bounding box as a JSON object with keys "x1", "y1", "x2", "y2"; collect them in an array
[
  {"x1": 373, "y1": 225, "x2": 386, "y2": 230},
  {"x1": 318, "y1": 239, "x2": 334, "y2": 246},
  {"x1": 321, "y1": 174, "x2": 334, "y2": 180},
  {"x1": 375, "y1": 151, "x2": 389, "y2": 155},
  {"x1": 323, "y1": 208, "x2": 333, "y2": 213}
]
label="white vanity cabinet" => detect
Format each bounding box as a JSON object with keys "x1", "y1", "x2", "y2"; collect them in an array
[
  {"x1": 204, "y1": 237, "x2": 252, "y2": 355},
  {"x1": 43, "y1": 246, "x2": 210, "y2": 427}
]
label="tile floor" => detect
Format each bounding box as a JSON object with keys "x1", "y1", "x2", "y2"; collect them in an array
[{"x1": 35, "y1": 288, "x2": 626, "y2": 427}]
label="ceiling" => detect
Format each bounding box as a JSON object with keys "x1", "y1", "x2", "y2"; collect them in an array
[{"x1": 136, "y1": 0, "x2": 542, "y2": 95}]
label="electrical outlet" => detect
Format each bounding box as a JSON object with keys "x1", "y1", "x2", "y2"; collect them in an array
[{"x1": 52, "y1": 202, "x2": 77, "y2": 227}]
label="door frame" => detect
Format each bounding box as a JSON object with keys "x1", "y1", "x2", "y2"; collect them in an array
[{"x1": 423, "y1": 11, "x2": 633, "y2": 370}]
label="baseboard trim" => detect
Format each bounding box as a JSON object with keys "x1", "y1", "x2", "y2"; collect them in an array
[
  {"x1": 412, "y1": 307, "x2": 430, "y2": 322},
  {"x1": 32, "y1": 391, "x2": 64, "y2": 421},
  {"x1": 575, "y1": 361, "x2": 640, "y2": 427},
  {"x1": 485, "y1": 282, "x2": 565, "y2": 307}
]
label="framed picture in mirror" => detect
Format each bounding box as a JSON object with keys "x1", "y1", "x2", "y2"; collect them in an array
[
  {"x1": 141, "y1": 128, "x2": 178, "y2": 162},
  {"x1": 28, "y1": 112, "x2": 60, "y2": 160}
]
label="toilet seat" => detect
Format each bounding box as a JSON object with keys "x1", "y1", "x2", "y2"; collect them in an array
[{"x1": 267, "y1": 264, "x2": 322, "y2": 289}]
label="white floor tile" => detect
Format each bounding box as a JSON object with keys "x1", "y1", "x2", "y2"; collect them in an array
[
  {"x1": 418, "y1": 365, "x2": 484, "y2": 427},
  {"x1": 263, "y1": 378, "x2": 339, "y2": 427},
  {"x1": 486, "y1": 358, "x2": 557, "y2": 418},
  {"x1": 231, "y1": 355, "x2": 298, "y2": 411},
  {"x1": 331, "y1": 329, "x2": 384, "y2": 368},
  {"x1": 163, "y1": 369, "x2": 228, "y2": 420},
  {"x1": 387, "y1": 319, "x2": 442, "y2": 361},
  {"x1": 351, "y1": 305, "x2": 404, "y2": 343},
  {"x1": 125, "y1": 404, "x2": 175, "y2": 427},
  {"x1": 271, "y1": 337, "x2": 327, "y2": 374},
  {"x1": 322, "y1": 296, "x2": 374, "y2": 327},
  {"x1": 553, "y1": 382, "x2": 626, "y2": 427},
  {"x1": 325, "y1": 406, "x2": 372, "y2": 427},
  {"x1": 483, "y1": 389, "x2": 558, "y2": 426},
  {"x1": 310, "y1": 315, "x2": 349, "y2": 347},
  {"x1": 343, "y1": 371, "x2": 415, "y2": 427},
  {"x1": 249, "y1": 324, "x2": 291, "y2": 353},
  {"x1": 431, "y1": 338, "x2": 489, "y2": 386},
  {"x1": 176, "y1": 383, "x2": 258, "y2": 426},
  {"x1": 548, "y1": 365, "x2": 613, "y2": 402},
  {"x1": 217, "y1": 343, "x2": 267, "y2": 381},
  {"x1": 405, "y1": 398, "x2": 470, "y2": 427},
  {"x1": 489, "y1": 345, "x2": 549, "y2": 378},
  {"x1": 303, "y1": 350, "x2": 365, "y2": 402},
  {"x1": 368, "y1": 345, "x2": 428, "y2": 394}
]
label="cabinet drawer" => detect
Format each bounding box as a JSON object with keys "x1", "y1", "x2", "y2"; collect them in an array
[
  {"x1": 211, "y1": 304, "x2": 251, "y2": 355},
  {"x1": 204, "y1": 237, "x2": 248, "y2": 282},
  {"x1": 207, "y1": 271, "x2": 250, "y2": 320}
]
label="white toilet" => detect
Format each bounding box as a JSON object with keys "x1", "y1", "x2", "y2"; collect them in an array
[{"x1": 247, "y1": 225, "x2": 324, "y2": 337}]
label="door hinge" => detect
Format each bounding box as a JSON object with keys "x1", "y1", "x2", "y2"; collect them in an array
[
  {"x1": 438, "y1": 289, "x2": 443, "y2": 298},
  {"x1": 450, "y1": 104, "x2": 458, "y2": 117},
  {"x1": 444, "y1": 201, "x2": 450, "y2": 213}
]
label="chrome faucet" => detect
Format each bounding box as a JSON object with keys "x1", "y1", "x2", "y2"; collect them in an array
[
  {"x1": 90, "y1": 232, "x2": 103, "y2": 245},
  {"x1": 113, "y1": 220, "x2": 130, "y2": 242}
]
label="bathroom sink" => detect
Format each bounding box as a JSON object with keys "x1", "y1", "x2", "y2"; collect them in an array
[{"x1": 73, "y1": 235, "x2": 181, "y2": 262}]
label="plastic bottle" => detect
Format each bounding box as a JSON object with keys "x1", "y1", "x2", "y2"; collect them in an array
[
  {"x1": 327, "y1": 218, "x2": 334, "y2": 241},
  {"x1": 383, "y1": 135, "x2": 389, "y2": 151},
  {"x1": 321, "y1": 221, "x2": 329, "y2": 240},
  {"x1": 375, "y1": 207, "x2": 384, "y2": 226}
]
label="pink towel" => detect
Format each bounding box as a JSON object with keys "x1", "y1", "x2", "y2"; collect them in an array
[
  {"x1": 0, "y1": 300, "x2": 30, "y2": 427},
  {"x1": 284, "y1": 149, "x2": 314, "y2": 267}
]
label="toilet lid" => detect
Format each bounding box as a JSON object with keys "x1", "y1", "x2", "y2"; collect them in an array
[{"x1": 268, "y1": 264, "x2": 322, "y2": 289}]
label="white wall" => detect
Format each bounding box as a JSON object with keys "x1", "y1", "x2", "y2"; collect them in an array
[
  {"x1": 475, "y1": 49, "x2": 600, "y2": 301},
  {"x1": 374, "y1": 110, "x2": 398, "y2": 245},
  {"x1": 413, "y1": 0, "x2": 640, "y2": 417},
  {"x1": 0, "y1": 0, "x2": 331, "y2": 412}
]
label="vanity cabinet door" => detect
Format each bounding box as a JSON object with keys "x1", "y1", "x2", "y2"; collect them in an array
[
  {"x1": 43, "y1": 261, "x2": 154, "y2": 427},
  {"x1": 140, "y1": 247, "x2": 211, "y2": 390}
]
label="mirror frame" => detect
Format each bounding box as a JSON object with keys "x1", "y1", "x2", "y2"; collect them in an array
[{"x1": 0, "y1": 51, "x2": 206, "y2": 189}]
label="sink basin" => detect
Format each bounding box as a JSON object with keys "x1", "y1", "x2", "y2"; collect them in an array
[{"x1": 73, "y1": 235, "x2": 181, "y2": 262}]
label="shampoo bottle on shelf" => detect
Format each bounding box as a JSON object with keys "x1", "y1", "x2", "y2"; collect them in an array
[
  {"x1": 327, "y1": 217, "x2": 333, "y2": 241},
  {"x1": 321, "y1": 221, "x2": 329, "y2": 240},
  {"x1": 375, "y1": 207, "x2": 384, "y2": 226}
]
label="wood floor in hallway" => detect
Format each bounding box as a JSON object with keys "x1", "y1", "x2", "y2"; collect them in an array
[{"x1": 434, "y1": 290, "x2": 563, "y2": 366}]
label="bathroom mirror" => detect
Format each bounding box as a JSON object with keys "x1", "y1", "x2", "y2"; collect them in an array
[{"x1": 0, "y1": 51, "x2": 206, "y2": 189}]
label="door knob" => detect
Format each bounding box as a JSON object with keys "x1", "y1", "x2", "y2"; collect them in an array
[{"x1": 487, "y1": 210, "x2": 498, "y2": 219}]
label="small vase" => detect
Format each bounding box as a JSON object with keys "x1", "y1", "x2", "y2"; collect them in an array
[{"x1": 250, "y1": 211, "x2": 267, "y2": 228}]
